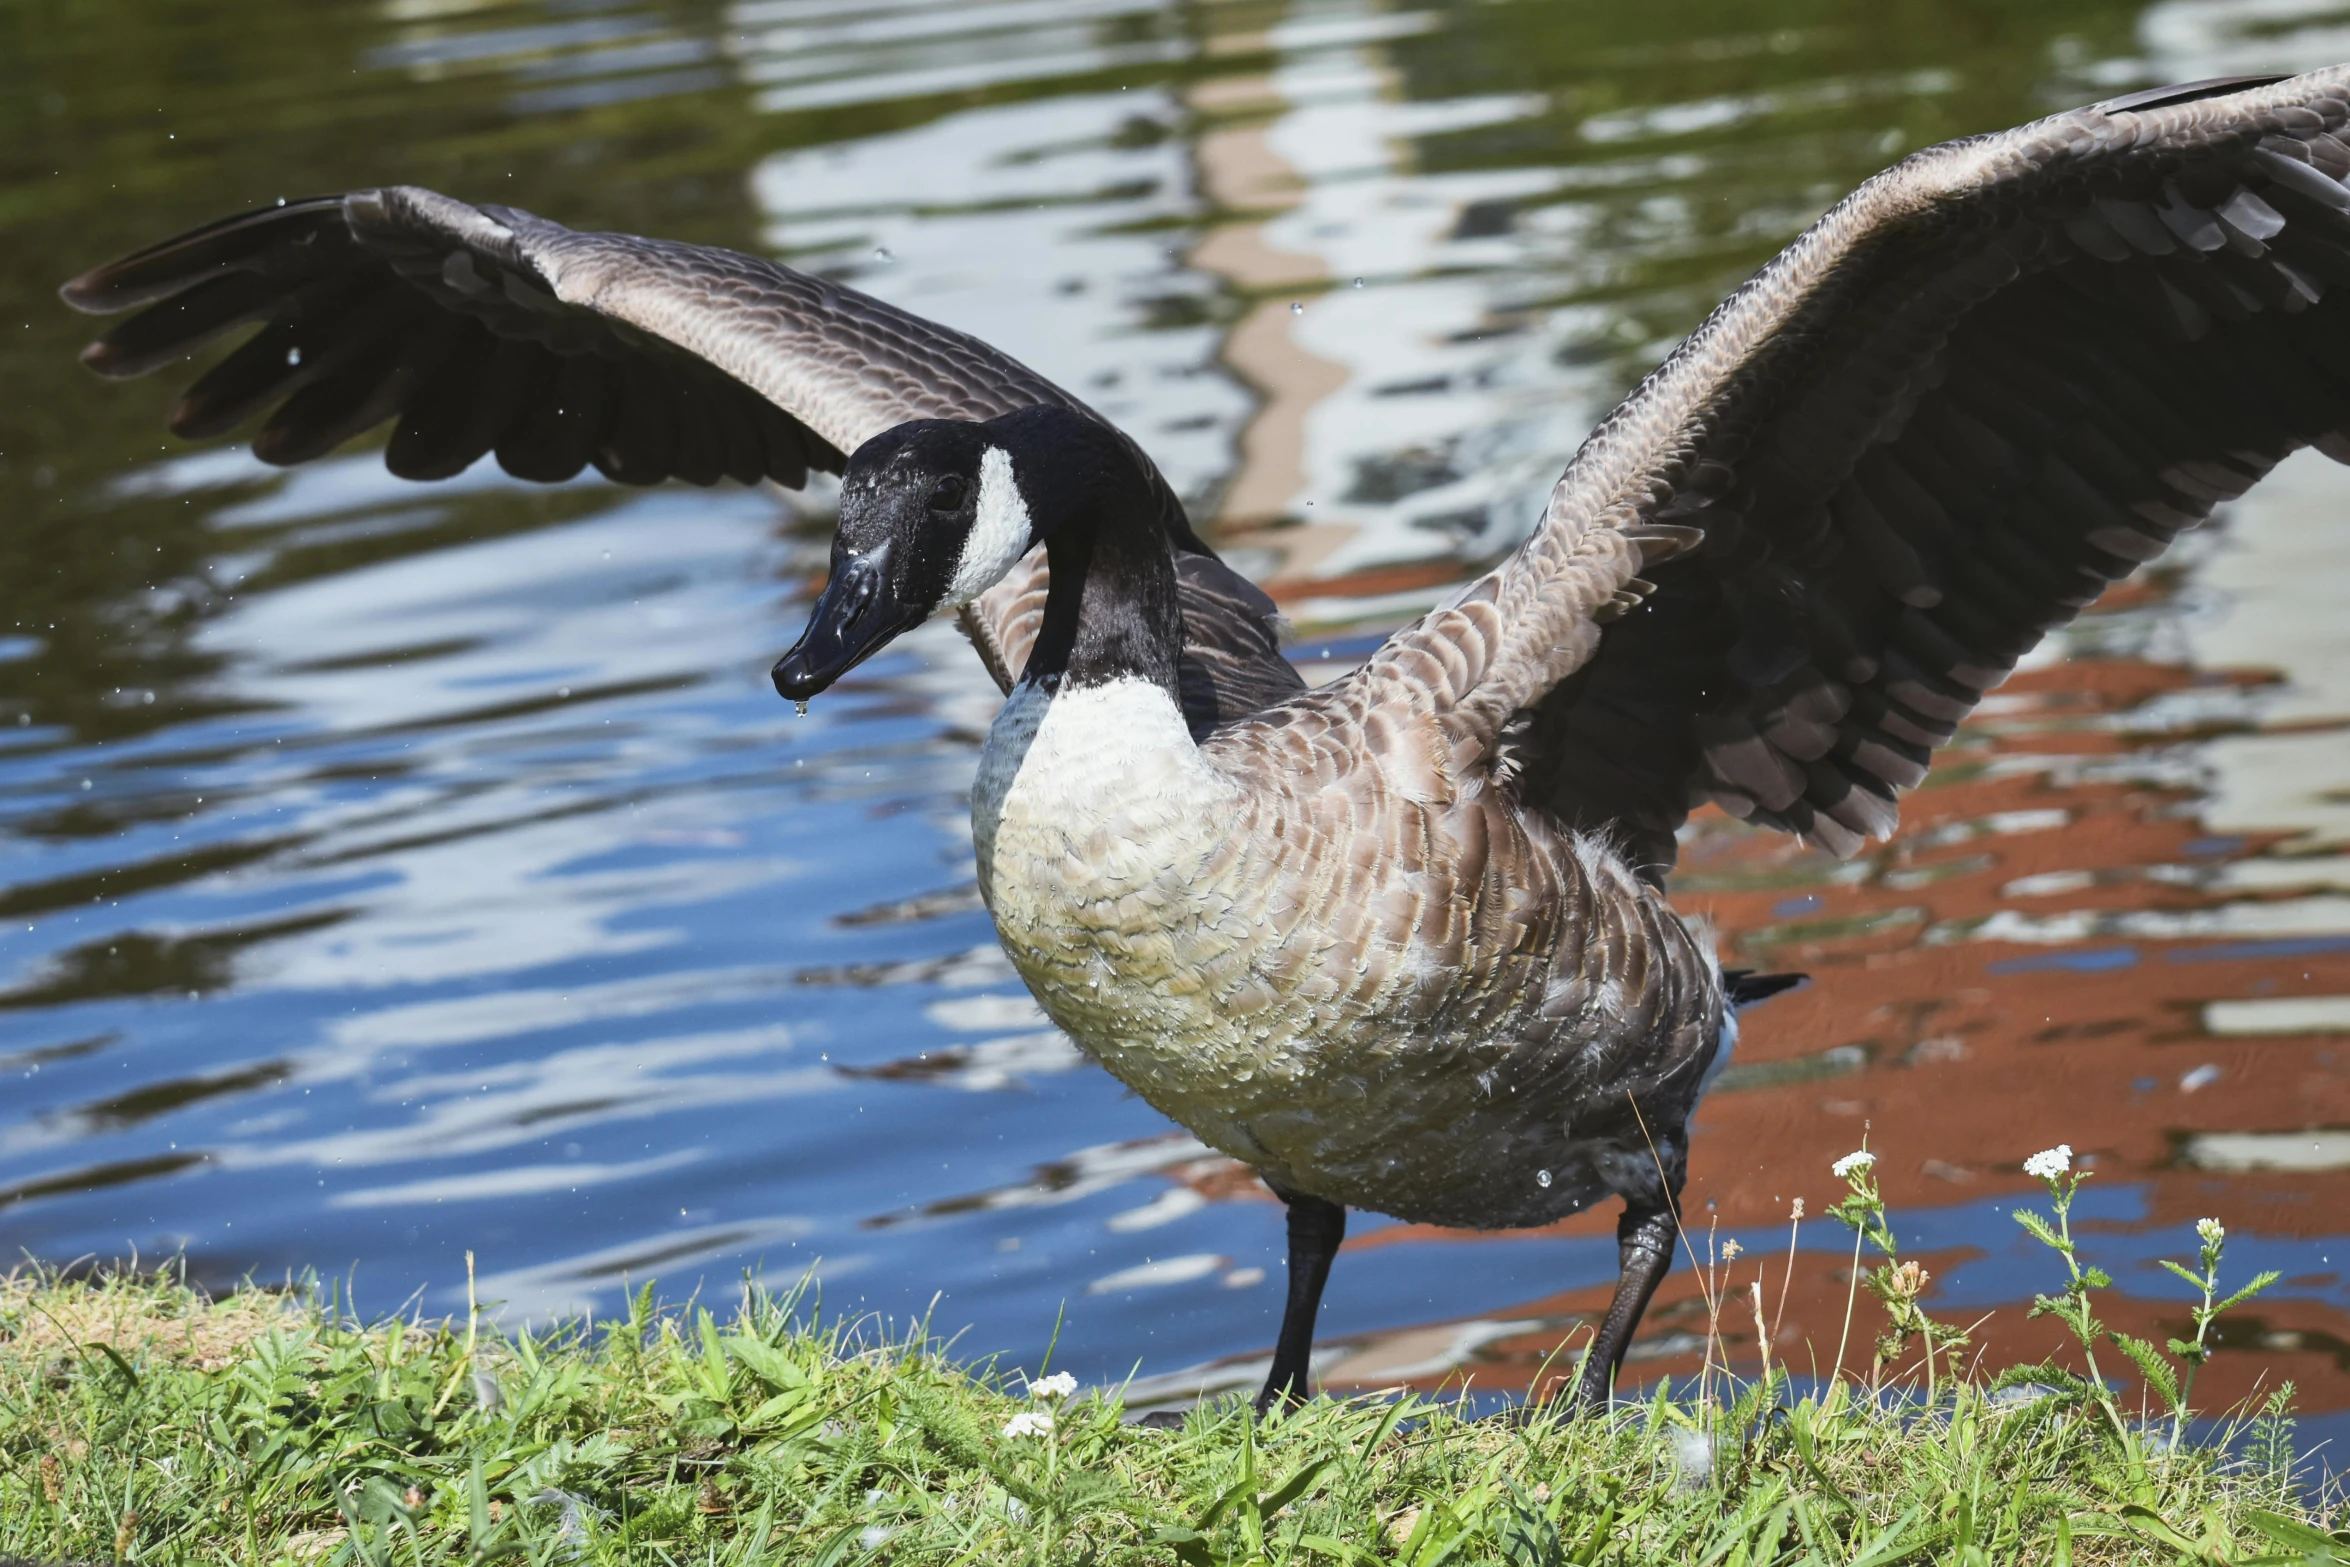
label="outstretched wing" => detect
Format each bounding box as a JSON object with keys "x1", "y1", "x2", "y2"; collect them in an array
[
  {"x1": 60, "y1": 186, "x2": 1300, "y2": 722},
  {"x1": 62, "y1": 188, "x2": 871, "y2": 486},
  {"x1": 1329, "y1": 70, "x2": 2350, "y2": 874}
]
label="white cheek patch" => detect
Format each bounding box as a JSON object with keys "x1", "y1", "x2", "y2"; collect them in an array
[{"x1": 943, "y1": 445, "x2": 1034, "y2": 609}]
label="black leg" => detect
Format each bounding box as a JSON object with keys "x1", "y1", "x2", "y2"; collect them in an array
[
  {"x1": 1255, "y1": 1189, "x2": 1345, "y2": 1414},
  {"x1": 1567, "y1": 1196, "x2": 1679, "y2": 1416}
]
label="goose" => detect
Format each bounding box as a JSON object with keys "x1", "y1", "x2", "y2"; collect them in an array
[{"x1": 60, "y1": 67, "x2": 2350, "y2": 1414}]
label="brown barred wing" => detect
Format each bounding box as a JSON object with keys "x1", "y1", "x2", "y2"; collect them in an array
[{"x1": 1357, "y1": 69, "x2": 2350, "y2": 875}]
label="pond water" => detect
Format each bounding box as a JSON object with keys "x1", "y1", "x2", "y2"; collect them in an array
[{"x1": 5, "y1": 0, "x2": 2350, "y2": 1437}]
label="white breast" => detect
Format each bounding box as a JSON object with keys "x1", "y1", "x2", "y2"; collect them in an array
[
  {"x1": 972, "y1": 675, "x2": 1235, "y2": 896},
  {"x1": 971, "y1": 674, "x2": 1270, "y2": 1166}
]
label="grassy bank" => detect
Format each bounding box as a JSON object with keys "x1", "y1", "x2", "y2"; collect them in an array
[{"x1": 2, "y1": 1262, "x2": 2345, "y2": 1567}]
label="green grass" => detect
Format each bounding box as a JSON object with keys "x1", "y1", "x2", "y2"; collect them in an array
[{"x1": 3, "y1": 1264, "x2": 2346, "y2": 1566}]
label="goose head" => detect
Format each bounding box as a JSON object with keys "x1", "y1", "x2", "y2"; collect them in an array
[{"x1": 772, "y1": 405, "x2": 1147, "y2": 701}]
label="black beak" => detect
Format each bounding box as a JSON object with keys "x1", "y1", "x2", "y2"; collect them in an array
[{"x1": 772, "y1": 548, "x2": 927, "y2": 702}]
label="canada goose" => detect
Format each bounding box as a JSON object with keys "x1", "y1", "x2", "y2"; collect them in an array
[{"x1": 60, "y1": 67, "x2": 2350, "y2": 1413}]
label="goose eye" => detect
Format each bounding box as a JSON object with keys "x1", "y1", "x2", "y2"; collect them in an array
[{"x1": 928, "y1": 474, "x2": 968, "y2": 512}]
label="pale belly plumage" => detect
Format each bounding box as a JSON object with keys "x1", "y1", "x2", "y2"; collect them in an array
[{"x1": 971, "y1": 675, "x2": 1726, "y2": 1230}]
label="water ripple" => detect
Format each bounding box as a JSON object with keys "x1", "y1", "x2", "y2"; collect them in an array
[{"x1": 3, "y1": 0, "x2": 2348, "y2": 1431}]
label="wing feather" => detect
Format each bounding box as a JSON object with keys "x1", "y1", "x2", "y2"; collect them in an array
[
  {"x1": 1297, "y1": 66, "x2": 2350, "y2": 875},
  {"x1": 62, "y1": 185, "x2": 1304, "y2": 729}
]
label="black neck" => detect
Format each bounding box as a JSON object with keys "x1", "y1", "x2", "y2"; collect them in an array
[
  {"x1": 1026, "y1": 508, "x2": 1184, "y2": 695},
  {"x1": 1008, "y1": 427, "x2": 1184, "y2": 697}
]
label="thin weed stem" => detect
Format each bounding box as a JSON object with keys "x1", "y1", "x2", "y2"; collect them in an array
[
  {"x1": 1700, "y1": 1217, "x2": 1724, "y2": 1409},
  {"x1": 429, "y1": 1250, "x2": 481, "y2": 1421},
  {"x1": 1771, "y1": 1198, "x2": 1803, "y2": 1346},
  {"x1": 1624, "y1": 1091, "x2": 1716, "y2": 1407},
  {"x1": 1831, "y1": 1224, "x2": 1863, "y2": 1388}
]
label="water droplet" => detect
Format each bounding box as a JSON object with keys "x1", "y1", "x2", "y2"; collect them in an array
[
  {"x1": 556, "y1": 686, "x2": 571, "y2": 699},
  {"x1": 872, "y1": 246, "x2": 894, "y2": 263},
  {"x1": 1536, "y1": 1169, "x2": 1552, "y2": 1188},
  {"x1": 78, "y1": 778, "x2": 91, "y2": 791},
  {"x1": 1289, "y1": 301, "x2": 1304, "y2": 316},
  {"x1": 1352, "y1": 276, "x2": 1365, "y2": 288},
  {"x1": 795, "y1": 699, "x2": 810, "y2": 717},
  {"x1": 600, "y1": 550, "x2": 612, "y2": 560},
  {"x1": 285, "y1": 346, "x2": 302, "y2": 366}
]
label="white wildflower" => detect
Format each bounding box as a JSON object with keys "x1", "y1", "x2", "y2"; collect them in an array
[
  {"x1": 2197, "y1": 1217, "x2": 2225, "y2": 1248},
  {"x1": 2022, "y1": 1145, "x2": 2072, "y2": 1182},
  {"x1": 1831, "y1": 1149, "x2": 1875, "y2": 1179},
  {"x1": 1030, "y1": 1371, "x2": 1078, "y2": 1401},
  {"x1": 1001, "y1": 1410, "x2": 1054, "y2": 1439}
]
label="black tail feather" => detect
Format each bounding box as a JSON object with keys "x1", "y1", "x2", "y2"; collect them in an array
[{"x1": 1723, "y1": 967, "x2": 1807, "y2": 1008}]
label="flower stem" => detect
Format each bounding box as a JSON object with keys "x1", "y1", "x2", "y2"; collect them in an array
[
  {"x1": 1832, "y1": 1225, "x2": 1863, "y2": 1387},
  {"x1": 2173, "y1": 1265, "x2": 2219, "y2": 1451}
]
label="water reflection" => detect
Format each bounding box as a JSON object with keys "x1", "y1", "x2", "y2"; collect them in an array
[{"x1": 0, "y1": 0, "x2": 2346, "y2": 1437}]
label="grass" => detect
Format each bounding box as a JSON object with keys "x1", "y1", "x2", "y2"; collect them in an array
[
  {"x1": 0, "y1": 1263, "x2": 2342, "y2": 1566},
  {"x1": 3, "y1": 1149, "x2": 2347, "y2": 1565}
]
